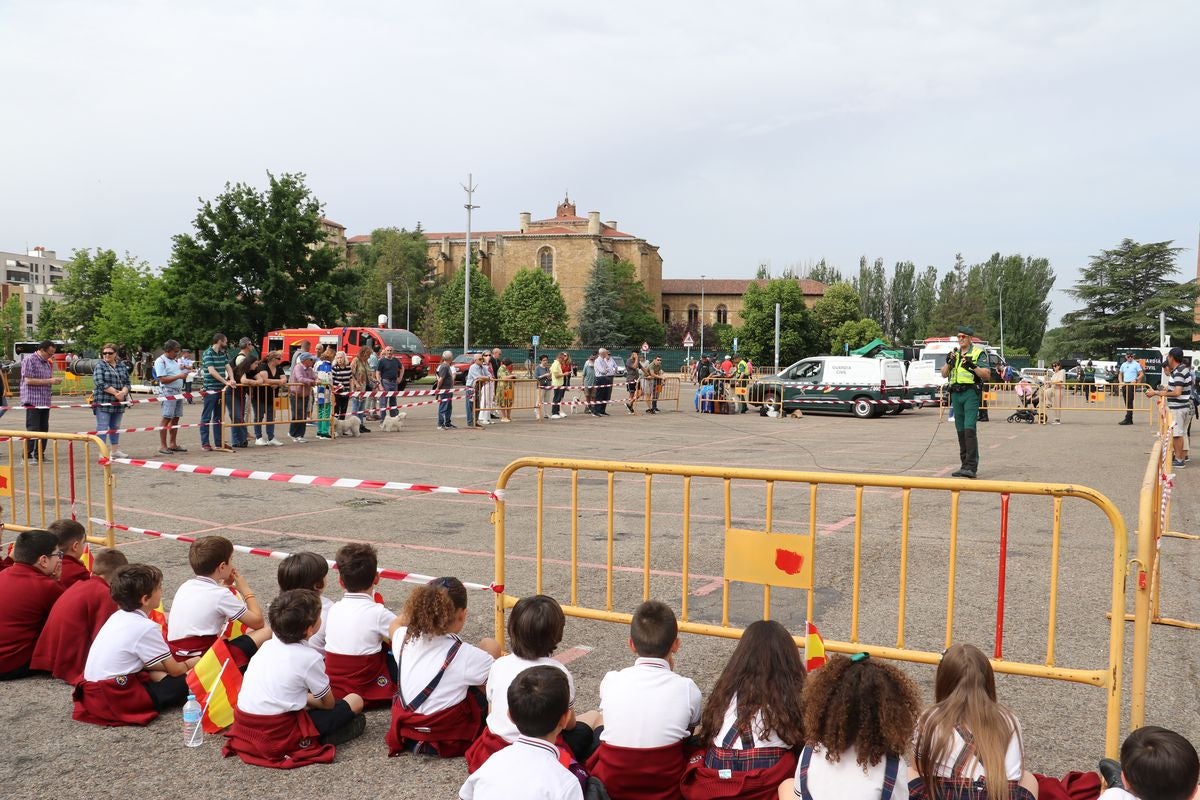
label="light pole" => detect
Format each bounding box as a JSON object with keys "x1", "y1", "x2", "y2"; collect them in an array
[
  {"x1": 461, "y1": 174, "x2": 478, "y2": 354},
  {"x1": 997, "y1": 279, "x2": 1005, "y2": 358},
  {"x1": 699, "y1": 274, "x2": 706, "y2": 357}
]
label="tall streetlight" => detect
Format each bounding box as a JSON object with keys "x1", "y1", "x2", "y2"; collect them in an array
[
  {"x1": 699, "y1": 274, "x2": 706, "y2": 357},
  {"x1": 461, "y1": 174, "x2": 478, "y2": 354},
  {"x1": 997, "y1": 279, "x2": 1005, "y2": 358}
]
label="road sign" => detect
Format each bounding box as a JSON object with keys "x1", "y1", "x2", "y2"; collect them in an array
[
  {"x1": 681, "y1": 333, "x2": 694, "y2": 347},
  {"x1": 641, "y1": 342, "x2": 650, "y2": 353},
  {"x1": 531, "y1": 335, "x2": 540, "y2": 346},
  {"x1": 733, "y1": 337, "x2": 738, "y2": 354}
]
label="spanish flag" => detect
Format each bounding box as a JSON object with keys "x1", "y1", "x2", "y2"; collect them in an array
[
  {"x1": 804, "y1": 620, "x2": 826, "y2": 671},
  {"x1": 221, "y1": 587, "x2": 249, "y2": 639},
  {"x1": 79, "y1": 544, "x2": 93, "y2": 573},
  {"x1": 148, "y1": 603, "x2": 168, "y2": 641},
  {"x1": 186, "y1": 639, "x2": 242, "y2": 733}
]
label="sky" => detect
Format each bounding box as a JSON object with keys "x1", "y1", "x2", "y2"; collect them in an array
[{"x1": 1, "y1": 1, "x2": 1197, "y2": 326}]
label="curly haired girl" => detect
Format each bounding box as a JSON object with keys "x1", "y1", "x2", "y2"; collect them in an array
[
  {"x1": 384, "y1": 577, "x2": 500, "y2": 757},
  {"x1": 779, "y1": 652, "x2": 922, "y2": 800},
  {"x1": 681, "y1": 619, "x2": 806, "y2": 799}
]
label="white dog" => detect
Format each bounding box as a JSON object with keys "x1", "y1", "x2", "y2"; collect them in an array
[
  {"x1": 334, "y1": 418, "x2": 360, "y2": 438},
  {"x1": 379, "y1": 411, "x2": 408, "y2": 432}
]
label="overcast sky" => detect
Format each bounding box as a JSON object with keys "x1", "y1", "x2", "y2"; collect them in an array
[{"x1": 2, "y1": 1, "x2": 1197, "y2": 326}]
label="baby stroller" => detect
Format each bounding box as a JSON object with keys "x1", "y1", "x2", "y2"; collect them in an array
[{"x1": 1007, "y1": 379, "x2": 1041, "y2": 423}]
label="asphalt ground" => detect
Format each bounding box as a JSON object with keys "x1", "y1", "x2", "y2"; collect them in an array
[{"x1": 0, "y1": 389, "x2": 1196, "y2": 799}]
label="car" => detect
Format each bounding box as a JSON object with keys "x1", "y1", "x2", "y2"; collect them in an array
[
  {"x1": 746, "y1": 356, "x2": 910, "y2": 418},
  {"x1": 451, "y1": 352, "x2": 488, "y2": 384}
]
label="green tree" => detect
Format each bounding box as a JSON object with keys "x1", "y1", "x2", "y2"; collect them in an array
[
  {"x1": 577, "y1": 257, "x2": 624, "y2": 348},
  {"x1": 889, "y1": 261, "x2": 916, "y2": 342},
  {"x1": 910, "y1": 266, "x2": 939, "y2": 341},
  {"x1": 855, "y1": 256, "x2": 888, "y2": 326},
  {"x1": 35, "y1": 300, "x2": 64, "y2": 342},
  {"x1": 500, "y1": 268, "x2": 572, "y2": 347},
  {"x1": 806, "y1": 258, "x2": 842, "y2": 285},
  {"x1": 354, "y1": 227, "x2": 434, "y2": 330},
  {"x1": 932, "y1": 254, "x2": 987, "y2": 337},
  {"x1": 55, "y1": 248, "x2": 123, "y2": 343},
  {"x1": 92, "y1": 261, "x2": 169, "y2": 349},
  {"x1": 1, "y1": 295, "x2": 23, "y2": 357},
  {"x1": 981, "y1": 253, "x2": 1055, "y2": 356},
  {"x1": 1059, "y1": 239, "x2": 1196, "y2": 355},
  {"x1": 811, "y1": 281, "x2": 861, "y2": 351},
  {"x1": 611, "y1": 259, "x2": 665, "y2": 346},
  {"x1": 160, "y1": 172, "x2": 361, "y2": 345},
  {"x1": 829, "y1": 318, "x2": 885, "y2": 353},
  {"x1": 734, "y1": 279, "x2": 821, "y2": 368},
  {"x1": 435, "y1": 263, "x2": 502, "y2": 348}
]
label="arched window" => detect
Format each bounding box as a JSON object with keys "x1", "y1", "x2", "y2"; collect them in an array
[
  {"x1": 538, "y1": 247, "x2": 554, "y2": 276},
  {"x1": 687, "y1": 304, "x2": 699, "y2": 325},
  {"x1": 662, "y1": 305, "x2": 671, "y2": 324},
  {"x1": 716, "y1": 304, "x2": 728, "y2": 325}
]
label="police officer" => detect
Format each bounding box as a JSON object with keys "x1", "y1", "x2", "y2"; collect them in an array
[{"x1": 940, "y1": 325, "x2": 991, "y2": 478}]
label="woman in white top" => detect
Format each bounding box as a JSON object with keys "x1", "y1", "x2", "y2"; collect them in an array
[{"x1": 780, "y1": 652, "x2": 922, "y2": 800}]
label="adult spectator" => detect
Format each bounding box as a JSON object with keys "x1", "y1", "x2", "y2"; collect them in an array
[
  {"x1": 720, "y1": 355, "x2": 734, "y2": 376},
  {"x1": 331, "y1": 351, "x2": 353, "y2": 433},
  {"x1": 497, "y1": 358, "x2": 514, "y2": 423},
  {"x1": 1047, "y1": 361, "x2": 1066, "y2": 425},
  {"x1": 624, "y1": 352, "x2": 642, "y2": 415},
  {"x1": 199, "y1": 333, "x2": 236, "y2": 452},
  {"x1": 234, "y1": 337, "x2": 257, "y2": 368},
  {"x1": 1147, "y1": 347, "x2": 1192, "y2": 468},
  {"x1": 549, "y1": 352, "x2": 568, "y2": 419},
  {"x1": 645, "y1": 356, "x2": 665, "y2": 414},
  {"x1": 374, "y1": 346, "x2": 404, "y2": 419},
  {"x1": 435, "y1": 350, "x2": 456, "y2": 430},
  {"x1": 230, "y1": 354, "x2": 263, "y2": 448},
  {"x1": 534, "y1": 355, "x2": 551, "y2": 419},
  {"x1": 582, "y1": 352, "x2": 597, "y2": 415},
  {"x1": 465, "y1": 352, "x2": 490, "y2": 429},
  {"x1": 288, "y1": 351, "x2": 317, "y2": 443},
  {"x1": 593, "y1": 348, "x2": 617, "y2": 416},
  {"x1": 20, "y1": 340, "x2": 62, "y2": 462},
  {"x1": 250, "y1": 351, "x2": 286, "y2": 446},
  {"x1": 92, "y1": 343, "x2": 132, "y2": 459},
  {"x1": 227, "y1": 337, "x2": 257, "y2": 447},
  {"x1": 154, "y1": 339, "x2": 193, "y2": 455},
  {"x1": 350, "y1": 347, "x2": 373, "y2": 433},
  {"x1": 366, "y1": 346, "x2": 381, "y2": 421},
  {"x1": 1082, "y1": 360, "x2": 1097, "y2": 403},
  {"x1": 1118, "y1": 353, "x2": 1144, "y2": 426},
  {"x1": 485, "y1": 347, "x2": 502, "y2": 422},
  {"x1": 695, "y1": 355, "x2": 714, "y2": 384}
]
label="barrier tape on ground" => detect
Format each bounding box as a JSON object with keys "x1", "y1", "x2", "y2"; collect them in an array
[
  {"x1": 91, "y1": 518, "x2": 502, "y2": 593},
  {"x1": 97, "y1": 455, "x2": 504, "y2": 500}
]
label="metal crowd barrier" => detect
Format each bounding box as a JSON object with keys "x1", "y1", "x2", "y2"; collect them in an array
[
  {"x1": 695, "y1": 375, "x2": 757, "y2": 414},
  {"x1": 1022, "y1": 381, "x2": 1156, "y2": 423},
  {"x1": 0, "y1": 431, "x2": 115, "y2": 546},
  {"x1": 492, "y1": 456, "x2": 1131, "y2": 756},
  {"x1": 474, "y1": 377, "x2": 544, "y2": 420}
]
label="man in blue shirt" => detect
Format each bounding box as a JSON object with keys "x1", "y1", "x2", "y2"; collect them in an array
[{"x1": 1117, "y1": 353, "x2": 1144, "y2": 426}]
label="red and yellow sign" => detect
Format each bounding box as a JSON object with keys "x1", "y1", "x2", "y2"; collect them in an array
[
  {"x1": 0, "y1": 466, "x2": 12, "y2": 498},
  {"x1": 724, "y1": 528, "x2": 813, "y2": 589}
]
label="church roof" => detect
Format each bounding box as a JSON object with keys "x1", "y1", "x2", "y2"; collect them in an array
[{"x1": 661, "y1": 278, "x2": 828, "y2": 296}]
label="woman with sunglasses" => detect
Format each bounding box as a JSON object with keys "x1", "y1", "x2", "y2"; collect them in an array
[{"x1": 93, "y1": 343, "x2": 132, "y2": 459}]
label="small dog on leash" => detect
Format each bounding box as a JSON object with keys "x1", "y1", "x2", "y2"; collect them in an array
[
  {"x1": 379, "y1": 411, "x2": 408, "y2": 432},
  {"x1": 334, "y1": 418, "x2": 360, "y2": 438}
]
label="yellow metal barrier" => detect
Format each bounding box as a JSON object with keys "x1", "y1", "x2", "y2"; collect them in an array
[
  {"x1": 492, "y1": 457, "x2": 1131, "y2": 756},
  {"x1": 475, "y1": 377, "x2": 544, "y2": 420},
  {"x1": 0, "y1": 431, "x2": 115, "y2": 547},
  {"x1": 697, "y1": 375, "x2": 754, "y2": 414},
  {"x1": 1034, "y1": 381, "x2": 1155, "y2": 422}
]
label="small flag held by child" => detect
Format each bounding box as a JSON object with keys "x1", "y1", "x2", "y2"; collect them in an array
[
  {"x1": 804, "y1": 620, "x2": 826, "y2": 671},
  {"x1": 186, "y1": 639, "x2": 242, "y2": 733}
]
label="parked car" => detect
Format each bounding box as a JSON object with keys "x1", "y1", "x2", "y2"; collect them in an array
[
  {"x1": 451, "y1": 352, "x2": 488, "y2": 384},
  {"x1": 747, "y1": 356, "x2": 909, "y2": 419}
]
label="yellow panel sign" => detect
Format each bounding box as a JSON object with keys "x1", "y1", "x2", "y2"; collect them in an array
[
  {"x1": 724, "y1": 527, "x2": 813, "y2": 589},
  {"x1": 983, "y1": 391, "x2": 997, "y2": 402},
  {"x1": 0, "y1": 466, "x2": 12, "y2": 498}
]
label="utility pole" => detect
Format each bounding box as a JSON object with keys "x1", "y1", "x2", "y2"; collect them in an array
[
  {"x1": 997, "y1": 279, "x2": 1004, "y2": 358},
  {"x1": 461, "y1": 174, "x2": 478, "y2": 355},
  {"x1": 386, "y1": 282, "x2": 393, "y2": 328},
  {"x1": 699, "y1": 275, "x2": 706, "y2": 358}
]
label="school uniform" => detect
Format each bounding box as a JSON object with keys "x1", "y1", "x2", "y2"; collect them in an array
[
  {"x1": 166, "y1": 576, "x2": 253, "y2": 665},
  {"x1": 0, "y1": 562, "x2": 64, "y2": 678},
  {"x1": 790, "y1": 744, "x2": 907, "y2": 800},
  {"x1": 386, "y1": 628, "x2": 494, "y2": 758},
  {"x1": 73, "y1": 609, "x2": 184, "y2": 726},
  {"x1": 59, "y1": 553, "x2": 91, "y2": 589},
  {"x1": 680, "y1": 699, "x2": 798, "y2": 800},
  {"x1": 460, "y1": 736, "x2": 584, "y2": 800},
  {"x1": 305, "y1": 595, "x2": 336, "y2": 655},
  {"x1": 322, "y1": 592, "x2": 396, "y2": 707},
  {"x1": 30, "y1": 575, "x2": 117, "y2": 684},
  {"x1": 907, "y1": 723, "x2": 1031, "y2": 800},
  {"x1": 465, "y1": 654, "x2": 577, "y2": 772},
  {"x1": 222, "y1": 637, "x2": 343, "y2": 769},
  {"x1": 587, "y1": 657, "x2": 702, "y2": 800}
]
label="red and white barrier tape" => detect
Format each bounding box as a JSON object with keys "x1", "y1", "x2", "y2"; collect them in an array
[
  {"x1": 97, "y1": 455, "x2": 504, "y2": 500},
  {"x1": 0, "y1": 389, "x2": 222, "y2": 412},
  {"x1": 90, "y1": 518, "x2": 502, "y2": 593},
  {"x1": 340, "y1": 387, "x2": 470, "y2": 399}
]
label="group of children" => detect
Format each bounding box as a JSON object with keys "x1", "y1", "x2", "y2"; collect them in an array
[{"x1": 1, "y1": 526, "x2": 1196, "y2": 800}]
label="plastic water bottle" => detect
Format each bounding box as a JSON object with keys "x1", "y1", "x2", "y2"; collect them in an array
[{"x1": 182, "y1": 694, "x2": 203, "y2": 747}]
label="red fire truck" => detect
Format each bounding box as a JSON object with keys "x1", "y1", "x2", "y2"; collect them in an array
[{"x1": 261, "y1": 327, "x2": 435, "y2": 378}]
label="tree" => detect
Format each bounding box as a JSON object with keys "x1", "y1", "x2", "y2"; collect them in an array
[
  {"x1": 664, "y1": 320, "x2": 713, "y2": 348},
  {"x1": 931, "y1": 254, "x2": 987, "y2": 337},
  {"x1": 353, "y1": 227, "x2": 434, "y2": 330},
  {"x1": 754, "y1": 262, "x2": 771, "y2": 279},
  {"x1": 435, "y1": 263, "x2": 502, "y2": 348},
  {"x1": 734, "y1": 279, "x2": 821, "y2": 369},
  {"x1": 889, "y1": 261, "x2": 916, "y2": 342},
  {"x1": 910, "y1": 266, "x2": 939, "y2": 341},
  {"x1": 829, "y1": 318, "x2": 885, "y2": 353},
  {"x1": 1059, "y1": 239, "x2": 1196, "y2": 355},
  {"x1": 981, "y1": 253, "x2": 1055, "y2": 355},
  {"x1": 160, "y1": 171, "x2": 361, "y2": 345},
  {"x1": 576, "y1": 257, "x2": 664, "y2": 348},
  {"x1": 35, "y1": 300, "x2": 64, "y2": 342},
  {"x1": 611, "y1": 259, "x2": 665, "y2": 346},
  {"x1": 92, "y1": 261, "x2": 169, "y2": 350},
  {"x1": 855, "y1": 256, "x2": 888, "y2": 327},
  {"x1": 811, "y1": 281, "x2": 861, "y2": 352},
  {"x1": 55, "y1": 248, "x2": 123, "y2": 344},
  {"x1": 500, "y1": 268, "x2": 572, "y2": 347},
  {"x1": 806, "y1": 259, "x2": 842, "y2": 286},
  {"x1": 1, "y1": 295, "x2": 23, "y2": 357}
]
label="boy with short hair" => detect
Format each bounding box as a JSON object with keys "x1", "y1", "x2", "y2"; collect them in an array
[
  {"x1": 0, "y1": 530, "x2": 65, "y2": 680},
  {"x1": 48, "y1": 518, "x2": 90, "y2": 589},
  {"x1": 223, "y1": 589, "x2": 366, "y2": 769},
  {"x1": 73, "y1": 564, "x2": 200, "y2": 726},
  {"x1": 1100, "y1": 725, "x2": 1198, "y2": 800},
  {"x1": 323, "y1": 543, "x2": 396, "y2": 707},
  {"x1": 586, "y1": 600, "x2": 702, "y2": 800},
  {"x1": 166, "y1": 536, "x2": 270, "y2": 667},
  {"x1": 460, "y1": 666, "x2": 583, "y2": 800},
  {"x1": 32, "y1": 548, "x2": 128, "y2": 683},
  {"x1": 276, "y1": 552, "x2": 333, "y2": 654}
]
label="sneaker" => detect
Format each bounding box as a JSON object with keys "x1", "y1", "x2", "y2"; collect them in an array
[
  {"x1": 255, "y1": 437, "x2": 268, "y2": 446},
  {"x1": 111, "y1": 450, "x2": 130, "y2": 459},
  {"x1": 169, "y1": 445, "x2": 188, "y2": 452},
  {"x1": 321, "y1": 713, "x2": 366, "y2": 746},
  {"x1": 359, "y1": 426, "x2": 371, "y2": 433},
  {"x1": 1172, "y1": 458, "x2": 1186, "y2": 468},
  {"x1": 267, "y1": 439, "x2": 283, "y2": 446},
  {"x1": 445, "y1": 423, "x2": 458, "y2": 429},
  {"x1": 202, "y1": 444, "x2": 214, "y2": 452},
  {"x1": 1098, "y1": 758, "x2": 1124, "y2": 790},
  {"x1": 500, "y1": 418, "x2": 511, "y2": 423},
  {"x1": 316, "y1": 434, "x2": 332, "y2": 440},
  {"x1": 1118, "y1": 419, "x2": 1133, "y2": 425},
  {"x1": 437, "y1": 425, "x2": 446, "y2": 430},
  {"x1": 293, "y1": 436, "x2": 307, "y2": 443},
  {"x1": 1052, "y1": 420, "x2": 1062, "y2": 425}
]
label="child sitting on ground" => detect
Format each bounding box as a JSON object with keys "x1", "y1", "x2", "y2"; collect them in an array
[
  {"x1": 49, "y1": 519, "x2": 91, "y2": 589},
  {"x1": 166, "y1": 536, "x2": 271, "y2": 667},
  {"x1": 1096, "y1": 725, "x2": 1198, "y2": 800},
  {"x1": 460, "y1": 666, "x2": 585, "y2": 800},
  {"x1": 323, "y1": 543, "x2": 397, "y2": 707},
  {"x1": 466, "y1": 594, "x2": 600, "y2": 772},
  {"x1": 587, "y1": 599, "x2": 702, "y2": 800},
  {"x1": 681, "y1": 619, "x2": 806, "y2": 800},
  {"x1": 0, "y1": 530, "x2": 66, "y2": 680},
  {"x1": 74, "y1": 564, "x2": 200, "y2": 726},
  {"x1": 386, "y1": 576, "x2": 501, "y2": 757},
  {"x1": 779, "y1": 652, "x2": 921, "y2": 800},
  {"x1": 32, "y1": 548, "x2": 128, "y2": 683},
  {"x1": 223, "y1": 589, "x2": 366, "y2": 768},
  {"x1": 276, "y1": 552, "x2": 332, "y2": 654},
  {"x1": 910, "y1": 643, "x2": 1039, "y2": 800}
]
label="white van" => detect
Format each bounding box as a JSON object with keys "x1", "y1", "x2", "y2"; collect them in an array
[
  {"x1": 748, "y1": 356, "x2": 909, "y2": 418},
  {"x1": 906, "y1": 337, "x2": 1003, "y2": 399}
]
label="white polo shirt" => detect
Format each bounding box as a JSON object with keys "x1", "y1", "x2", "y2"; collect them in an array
[
  {"x1": 323, "y1": 592, "x2": 396, "y2": 656},
  {"x1": 460, "y1": 736, "x2": 583, "y2": 800},
  {"x1": 598, "y1": 657, "x2": 701, "y2": 747},
  {"x1": 392, "y1": 629, "x2": 494, "y2": 714},
  {"x1": 166, "y1": 576, "x2": 247, "y2": 640},
  {"x1": 238, "y1": 637, "x2": 331, "y2": 715},
  {"x1": 485, "y1": 654, "x2": 575, "y2": 742},
  {"x1": 306, "y1": 595, "x2": 336, "y2": 655},
  {"x1": 84, "y1": 609, "x2": 173, "y2": 681},
  {"x1": 794, "y1": 745, "x2": 910, "y2": 800},
  {"x1": 713, "y1": 695, "x2": 789, "y2": 749}
]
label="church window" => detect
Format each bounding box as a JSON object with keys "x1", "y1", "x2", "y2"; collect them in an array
[
  {"x1": 662, "y1": 305, "x2": 671, "y2": 324},
  {"x1": 538, "y1": 247, "x2": 554, "y2": 276},
  {"x1": 687, "y1": 304, "x2": 699, "y2": 325},
  {"x1": 716, "y1": 304, "x2": 728, "y2": 325}
]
